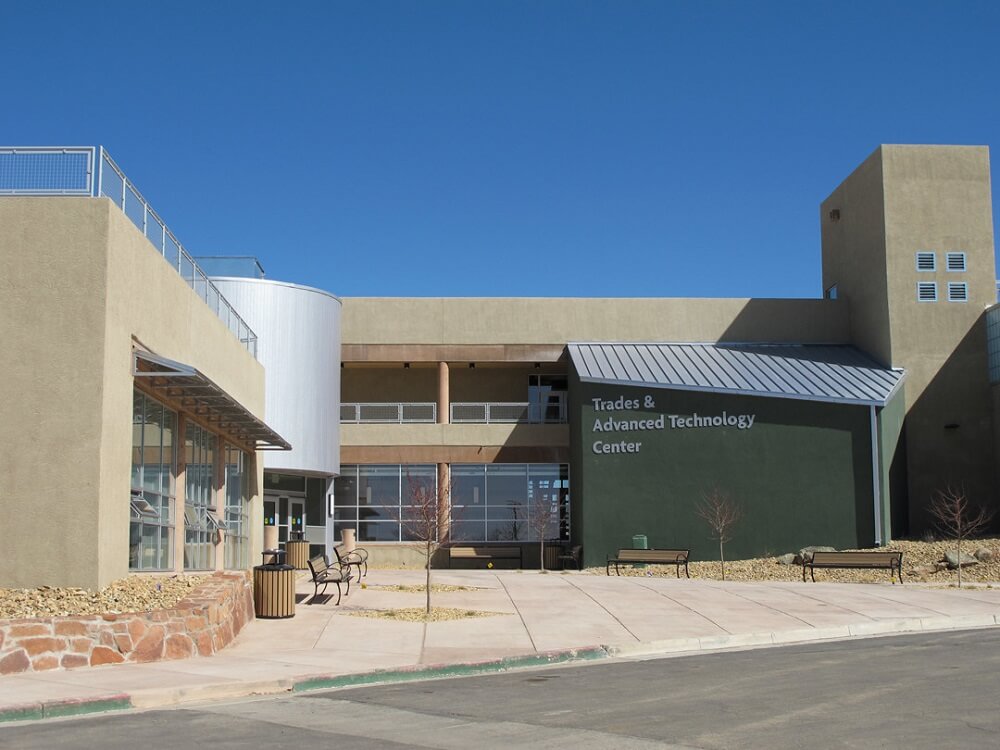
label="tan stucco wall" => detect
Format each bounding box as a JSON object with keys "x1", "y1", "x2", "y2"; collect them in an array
[
  {"x1": 0, "y1": 197, "x2": 266, "y2": 588},
  {"x1": 341, "y1": 423, "x2": 569, "y2": 449},
  {"x1": 341, "y1": 297, "x2": 849, "y2": 347},
  {"x1": 343, "y1": 364, "x2": 565, "y2": 403},
  {"x1": 0, "y1": 198, "x2": 110, "y2": 588}
]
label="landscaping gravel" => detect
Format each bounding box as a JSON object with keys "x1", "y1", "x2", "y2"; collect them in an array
[{"x1": 0, "y1": 575, "x2": 210, "y2": 620}]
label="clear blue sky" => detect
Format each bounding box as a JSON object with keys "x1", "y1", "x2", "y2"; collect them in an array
[{"x1": 3, "y1": 1, "x2": 999, "y2": 298}]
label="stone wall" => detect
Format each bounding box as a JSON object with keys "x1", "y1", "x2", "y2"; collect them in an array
[{"x1": 0, "y1": 573, "x2": 253, "y2": 676}]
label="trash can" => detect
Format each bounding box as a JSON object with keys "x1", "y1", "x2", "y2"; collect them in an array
[
  {"x1": 631, "y1": 534, "x2": 648, "y2": 569},
  {"x1": 253, "y1": 559, "x2": 296, "y2": 619},
  {"x1": 286, "y1": 533, "x2": 310, "y2": 570},
  {"x1": 340, "y1": 527, "x2": 356, "y2": 553}
]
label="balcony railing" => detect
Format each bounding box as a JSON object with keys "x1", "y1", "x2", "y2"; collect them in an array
[
  {"x1": 450, "y1": 402, "x2": 568, "y2": 424},
  {"x1": 0, "y1": 147, "x2": 258, "y2": 357},
  {"x1": 340, "y1": 402, "x2": 437, "y2": 423}
]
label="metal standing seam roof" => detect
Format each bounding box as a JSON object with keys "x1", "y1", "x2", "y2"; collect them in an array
[
  {"x1": 568, "y1": 343, "x2": 905, "y2": 407},
  {"x1": 133, "y1": 351, "x2": 292, "y2": 450}
]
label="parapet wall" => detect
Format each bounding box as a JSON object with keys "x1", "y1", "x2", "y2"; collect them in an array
[{"x1": 0, "y1": 573, "x2": 253, "y2": 676}]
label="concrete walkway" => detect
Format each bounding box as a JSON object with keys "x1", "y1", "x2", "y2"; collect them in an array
[{"x1": 3, "y1": 569, "x2": 1000, "y2": 722}]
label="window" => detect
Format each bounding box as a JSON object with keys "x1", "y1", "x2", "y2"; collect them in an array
[
  {"x1": 449, "y1": 464, "x2": 570, "y2": 542},
  {"x1": 916, "y1": 252, "x2": 936, "y2": 271},
  {"x1": 130, "y1": 390, "x2": 176, "y2": 571},
  {"x1": 333, "y1": 464, "x2": 437, "y2": 542},
  {"x1": 948, "y1": 282, "x2": 969, "y2": 303},
  {"x1": 917, "y1": 282, "x2": 938, "y2": 302},
  {"x1": 946, "y1": 252, "x2": 967, "y2": 272},
  {"x1": 224, "y1": 446, "x2": 249, "y2": 570},
  {"x1": 184, "y1": 422, "x2": 217, "y2": 570}
]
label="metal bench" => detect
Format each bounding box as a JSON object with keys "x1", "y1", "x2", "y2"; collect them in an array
[
  {"x1": 307, "y1": 555, "x2": 353, "y2": 604},
  {"x1": 332, "y1": 544, "x2": 368, "y2": 580},
  {"x1": 802, "y1": 551, "x2": 903, "y2": 584},
  {"x1": 607, "y1": 548, "x2": 690, "y2": 577},
  {"x1": 448, "y1": 545, "x2": 522, "y2": 569}
]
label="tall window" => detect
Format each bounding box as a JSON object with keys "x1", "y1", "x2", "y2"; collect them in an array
[
  {"x1": 184, "y1": 422, "x2": 216, "y2": 570},
  {"x1": 224, "y1": 446, "x2": 249, "y2": 569},
  {"x1": 333, "y1": 465, "x2": 437, "y2": 542},
  {"x1": 450, "y1": 464, "x2": 569, "y2": 542},
  {"x1": 130, "y1": 390, "x2": 176, "y2": 570}
]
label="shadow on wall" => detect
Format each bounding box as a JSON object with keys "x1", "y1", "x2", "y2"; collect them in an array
[
  {"x1": 905, "y1": 312, "x2": 997, "y2": 535},
  {"x1": 717, "y1": 299, "x2": 850, "y2": 345}
]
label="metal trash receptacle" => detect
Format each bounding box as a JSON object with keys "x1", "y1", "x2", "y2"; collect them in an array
[
  {"x1": 631, "y1": 534, "x2": 648, "y2": 569},
  {"x1": 286, "y1": 540, "x2": 310, "y2": 570},
  {"x1": 253, "y1": 561, "x2": 296, "y2": 619}
]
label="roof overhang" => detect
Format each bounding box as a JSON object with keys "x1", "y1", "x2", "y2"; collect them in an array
[
  {"x1": 568, "y1": 342, "x2": 906, "y2": 408},
  {"x1": 133, "y1": 350, "x2": 291, "y2": 451}
]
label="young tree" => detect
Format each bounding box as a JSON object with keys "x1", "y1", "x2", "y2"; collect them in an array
[
  {"x1": 396, "y1": 470, "x2": 451, "y2": 614},
  {"x1": 927, "y1": 486, "x2": 994, "y2": 588},
  {"x1": 525, "y1": 496, "x2": 557, "y2": 571},
  {"x1": 696, "y1": 489, "x2": 742, "y2": 581}
]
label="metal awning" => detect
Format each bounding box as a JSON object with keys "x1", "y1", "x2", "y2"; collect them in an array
[
  {"x1": 568, "y1": 343, "x2": 905, "y2": 407},
  {"x1": 133, "y1": 350, "x2": 291, "y2": 450}
]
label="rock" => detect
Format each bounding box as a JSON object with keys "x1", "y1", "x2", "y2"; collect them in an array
[
  {"x1": 943, "y1": 551, "x2": 978, "y2": 569},
  {"x1": 910, "y1": 564, "x2": 938, "y2": 576},
  {"x1": 793, "y1": 546, "x2": 837, "y2": 565},
  {"x1": 776, "y1": 553, "x2": 797, "y2": 566},
  {"x1": 974, "y1": 547, "x2": 994, "y2": 562}
]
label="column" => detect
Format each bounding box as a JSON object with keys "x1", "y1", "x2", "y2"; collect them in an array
[
  {"x1": 174, "y1": 414, "x2": 187, "y2": 573},
  {"x1": 438, "y1": 462, "x2": 451, "y2": 543},
  {"x1": 438, "y1": 361, "x2": 450, "y2": 425}
]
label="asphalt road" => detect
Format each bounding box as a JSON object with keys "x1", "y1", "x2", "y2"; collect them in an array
[{"x1": 4, "y1": 629, "x2": 1000, "y2": 749}]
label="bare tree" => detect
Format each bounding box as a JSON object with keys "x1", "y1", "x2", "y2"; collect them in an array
[
  {"x1": 395, "y1": 470, "x2": 451, "y2": 614},
  {"x1": 696, "y1": 489, "x2": 742, "y2": 581},
  {"x1": 525, "y1": 497, "x2": 557, "y2": 571},
  {"x1": 927, "y1": 486, "x2": 994, "y2": 588}
]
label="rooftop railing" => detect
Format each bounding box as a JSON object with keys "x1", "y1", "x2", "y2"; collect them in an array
[{"x1": 0, "y1": 146, "x2": 258, "y2": 358}]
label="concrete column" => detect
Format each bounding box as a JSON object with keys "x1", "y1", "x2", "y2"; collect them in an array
[
  {"x1": 438, "y1": 462, "x2": 451, "y2": 544},
  {"x1": 438, "y1": 361, "x2": 450, "y2": 425}
]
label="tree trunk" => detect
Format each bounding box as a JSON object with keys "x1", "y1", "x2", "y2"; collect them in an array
[
  {"x1": 425, "y1": 540, "x2": 432, "y2": 614},
  {"x1": 719, "y1": 540, "x2": 726, "y2": 581},
  {"x1": 539, "y1": 539, "x2": 545, "y2": 571},
  {"x1": 956, "y1": 536, "x2": 962, "y2": 588}
]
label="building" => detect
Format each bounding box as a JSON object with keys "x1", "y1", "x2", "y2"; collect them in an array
[{"x1": 1, "y1": 144, "x2": 997, "y2": 586}]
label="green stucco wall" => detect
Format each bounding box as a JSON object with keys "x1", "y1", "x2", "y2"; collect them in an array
[{"x1": 570, "y1": 374, "x2": 881, "y2": 567}]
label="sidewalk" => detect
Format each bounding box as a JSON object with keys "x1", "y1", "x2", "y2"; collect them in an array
[{"x1": 3, "y1": 569, "x2": 1000, "y2": 722}]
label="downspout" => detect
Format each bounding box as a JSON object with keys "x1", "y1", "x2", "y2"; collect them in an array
[{"x1": 870, "y1": 405, "x2": 883, "y2": 546}]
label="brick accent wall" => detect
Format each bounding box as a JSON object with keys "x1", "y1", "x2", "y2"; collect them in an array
[{"x1": 0, "y1": 573, "x2": 254, "y2": 676}]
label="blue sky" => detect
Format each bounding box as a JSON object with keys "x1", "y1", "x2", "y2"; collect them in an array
[{"x1": 3, "y1": 1, "x2": 999, "y2": 297}]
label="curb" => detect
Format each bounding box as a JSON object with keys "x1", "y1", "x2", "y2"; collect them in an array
[
  {"x1": 292, "y1": 646, "x2": 610, "y2": 693},
  {"x1": 603, "y1": 614, "x2": 1000, "y2": 658},
  {"x1": 0, "y1": 694, "x2": 132, "y2": 724}
]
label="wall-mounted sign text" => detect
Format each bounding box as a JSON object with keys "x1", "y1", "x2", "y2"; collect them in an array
[{"x1": 591, "y1": 393, "x2": 756, "y2": 455}]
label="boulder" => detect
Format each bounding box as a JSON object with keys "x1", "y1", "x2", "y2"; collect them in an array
[
  {"x1": 793, "y1": 546, "x2": 838, "y2": 565},
  {"x1": 910, "y1": 564, "x2": 938, "y2": 577},
  {"x1": 776, "y1": 553, "x2": 797, "y2": 566},
  {"x1": 973, "y1": 547, "x2": 994, "y2": 562},
  {"x1": 943, "y1": 551, "x2": 978, "y2": 569}
]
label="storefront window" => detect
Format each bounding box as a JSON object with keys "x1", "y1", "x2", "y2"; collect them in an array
[
  {"x1": 333, "y1": 464, "x2": 436, "y2": 542},
  {"x1": 184, "y1": 422, "x2": 216, "y2": 570},
  {"x1": 130, "y1": 390, "x2": 175, "y2": 571},
  {"x1": 224, "y1": 446, "x2": 249, "y2": 570}
]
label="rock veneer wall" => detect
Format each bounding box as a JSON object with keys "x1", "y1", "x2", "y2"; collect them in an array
[{"x1": 0, "y1": 573, "x2": 253, "y2": 676}]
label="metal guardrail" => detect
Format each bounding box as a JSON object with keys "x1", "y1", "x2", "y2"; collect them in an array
[
  {"x1": 0, "y1": 147, "x2": 258, "y2": 358},
  {"x1": 340, "y1": 403, "x2": 437, "y2": 423},
  {"x1": 450, "y1": 402, "x2": 568, "y2": 424}
]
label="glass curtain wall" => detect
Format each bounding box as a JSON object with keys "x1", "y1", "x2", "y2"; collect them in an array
[
  {"x1": 184, "y1": 422, "x2": 216, "y2": 570},
  {"x1": 334, "y1": 465, "x2": 437, "y2": 542},
  {"x1": 130, "y1": 390, "x2": 176, "y2": 570},
  {"x1": 450, "y1": 464, "x2": 569, "y2": 542},
  {"x1": 224, "y1": 446, "x2": 249, "y2": 569}
]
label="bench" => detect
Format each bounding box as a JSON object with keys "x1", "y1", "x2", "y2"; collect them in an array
[
  {"x1": 607, "y1": 549, "x2": 690, "y2": 577},
  {"x1": 332, "y1": 544, "x2": 368, "y2": 580},
  {"x1": 448, "y1": 545, "x2": 522, "y2": 569},
  {"x1": 307, "y1": 555, "x2": 354, "y2": 605},
  {"x1": 802, "y1": 551, "x2": 903, "y2": 584}
]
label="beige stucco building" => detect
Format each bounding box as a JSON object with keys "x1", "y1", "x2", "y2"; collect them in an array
[{"x1": 1, "y1": 143, "x2": 997, "y2": 583}]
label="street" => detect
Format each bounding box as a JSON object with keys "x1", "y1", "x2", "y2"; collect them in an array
[{"x1": 4, "y1": 628, "x2": 999, "y2": 749}]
